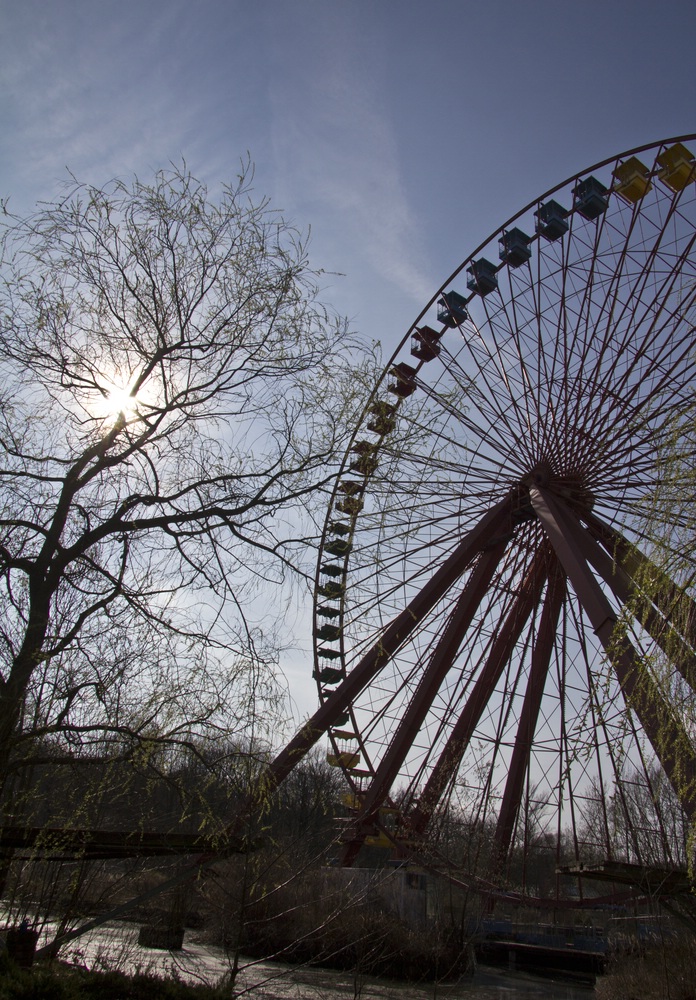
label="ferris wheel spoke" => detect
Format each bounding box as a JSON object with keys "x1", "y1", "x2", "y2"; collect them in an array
[
  {"x1": 453, "y1": 324, "x2": 540, "y2": 457},
  {"x1": 478, "y1": 296, "x2": 541, "y2": 450},
  {"x1": 411, "y1": 374, "x2": 520, "y2": 470},
  {"x1": 588, "y1": 193, "x2": 675, "y2": 371},
  {"x1": 583, "y1": 236, "x2": 696, "y2": 420},
  {"x1": 595, "y1": 355, "x2": 696, "y2": 473},
  {"x1": 599, "y1": 190, "x2": 694, "y2": 352},
  {"x1": 564, "y1": 206, "x2": 609, "y2": 364}
]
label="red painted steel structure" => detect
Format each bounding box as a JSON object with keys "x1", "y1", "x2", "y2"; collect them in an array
[
  {"x1": 408, "y1": 550, "x2": 550, "y2": 837},
  {"x1": 309, "y1": 134, "x2": 696, "y2": 903}
]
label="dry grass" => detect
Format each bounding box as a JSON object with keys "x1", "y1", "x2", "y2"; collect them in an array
[{"x1": 596, "y1": 939, "x2": 696, "y2": 1000}]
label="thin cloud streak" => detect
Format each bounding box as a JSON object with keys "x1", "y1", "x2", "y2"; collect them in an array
[
  {"x1": 0, "y1": 0, "x2": 200, "y2": 202},
  {"x1": 268, "y1": 25, "x2": 434, "y2": 314}
]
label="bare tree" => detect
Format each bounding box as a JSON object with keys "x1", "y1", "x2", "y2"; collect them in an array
[{"x1": 0, "y1": 162, "x2": 373, "y2": 791}]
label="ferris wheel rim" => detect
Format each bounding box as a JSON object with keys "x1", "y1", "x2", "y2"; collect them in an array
[{"x1": 392, "y1": 131, "x2": 696, "y2": 362}]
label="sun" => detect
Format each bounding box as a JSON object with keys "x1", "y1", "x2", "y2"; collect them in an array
[
  {"x1": 86, "y1": 366, "x2": 164, "y2": 430},
  {"x1": 104, "y1": 383, "x2": 140, "y2": 419},
  {"x1": 91, "y1": 377, "x2": 142, "y2": 426}
]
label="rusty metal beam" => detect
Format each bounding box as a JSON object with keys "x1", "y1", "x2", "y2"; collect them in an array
[
  {"x1": 491, "y1": 559, "x2": 566, "y2": 870},
  {"x1": 338, "y1": 539, "x2": 510, "y2": 866},
  {"x1": 530, "y1": 486, "x2": 696, "y2": 820},
  {"x1": 264, "y1": 493, "x2": 515, "y2": 798},
  {"x1": 408, "y1": 546, "x2": 550, "y2": 836}
]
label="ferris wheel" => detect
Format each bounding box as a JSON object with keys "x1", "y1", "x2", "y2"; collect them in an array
[
  {"x1": 311, "y1": 136, "x2": 696, "y2": 900},
  {"x1": 37, "y1": 138, "x2": 696, "y2": 960}
]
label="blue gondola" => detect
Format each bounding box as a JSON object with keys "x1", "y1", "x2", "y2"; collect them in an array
[
  {"x1": 467, "y1": 258, "x2": 498, "y2": 296},
  {"x1": 499, "y1": 228, "x2": 532, "y2": 267},
  {"x1": 574, "y1": 176, "x2": 609, "y2": 220},
  {"x1": 437, "y1": 290, "x2": 469, "y2": 327},
  {"x1": 535, "y1": 200, "x2": 569, "y2": 241}
]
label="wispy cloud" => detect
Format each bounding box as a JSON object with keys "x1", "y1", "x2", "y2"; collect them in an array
[
  {"x1": 267, "y1": 9, "x2": 434, "y2": 312},
  {"x1": 0, "y1": 0, "x2": 203, "y2": 204}
]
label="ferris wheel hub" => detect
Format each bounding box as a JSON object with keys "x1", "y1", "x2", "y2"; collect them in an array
[
  {"x1": 522, "y1": 463, "x2": 551, "y2": 488},
  {"x1": 518, "y1": 464, "x2": 595, "y2": 518}
]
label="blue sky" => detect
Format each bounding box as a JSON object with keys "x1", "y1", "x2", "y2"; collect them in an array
[
  {"x1": 4, "y1": 0, "x2": 695, "y2": 350},
  {"x1": 2, "y1": 0, "x2": 695, "y2": 719}
]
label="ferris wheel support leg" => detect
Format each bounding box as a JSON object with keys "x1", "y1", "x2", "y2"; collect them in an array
[
  {"x1": 337, "y1": 537, "x2": 511, "y2": 868},
  {"x1": 490, "y1": 559, "x2": 567, "y2": 874},
  {"x1": 271, "y1": 494, "x2": 516, "y2": 789},
  {"x1": 409, "y1": 547, "x2": 550, "y2": 837},
  {"x1": 583, "y1": 511, "x2": 696, "y2": 686},
  {"x1": 530, "y1": 486, "x2": 696, "y2": 821},
  {"x1": 579, "y1": 516, "x2": 696, "y2": 692}
]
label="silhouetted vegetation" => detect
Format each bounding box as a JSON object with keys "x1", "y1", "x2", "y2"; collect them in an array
[{"x1": 597, "y1": 936, "x2": 696, "y2": 1000}]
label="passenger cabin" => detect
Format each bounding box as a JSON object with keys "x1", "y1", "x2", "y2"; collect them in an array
[
  {"x1": 364, "y1": 829, "x2": 394, "y2": 849},
  {"x1": 338, "y1": 480, "x2": 363, "y2": 495},
  {"x1": 410, "y1": 326, "x2": 442, "y2": 361},
  {"x1": 317, "y1": 647, "x2": 341, "y2": 660},
  {"x1": 367, "y1": 414, "x2": 395, "y2": 435},
  {"x1": 613, "y1": 157, "x2": 652, "y2": 204},
  {"x1": 574, "y1": 176, "x2": 609, "y2": 220},
  {"x1": 367, "y1": 400, "x2": 397, "y2": 436},
  {"x1": 365, "y1": 808, "x2": 399, "y2": 848},
  {"x1": 320, "y1": 563, "x2": 343, "y2": 578},
  {"x1": 657, "y1": 142, "x2": 696, "y2": 192},
  {"x1": 332, "y1": 729, "x2": 357, "y2": 741},
  {"x1": 325, "y1": 538, "x2": 352, "y2": 556},
  {"x1": 315, "y1": 623, "x2": 341, "y2": 642},
  {"x1": 316, "y1": 604, "x2": 341, "y2": 618},
  {"x1": 388, "y1": 362, "x2": 418, "y2": 397},
  {"x1": 350, "y1": 454, "x2": 378, "y2": 475},
  {"x1": 341, "y1": 791, "x2": 362, "y2": 811},
  {"x1": 437, "y1": 290, "x2": 469, "y2": 327},
  {"x1": 535, "y1": 200, "x2": 569, "y2": 241},
  {"x1": 466, "y1": 257, "x2": 498, "y2": 296},
  {"x1": 329, "y1": 521, "x2": 352, "y2": 535},
  {"x1": 336, "y1": 497, "x2": 363, "y2": 515},
  {"x1": 317, "y1": 667, "x2": 343, "y2": 685},
  {"x1": 499, "y1": 228, "x2": 532, "y2": 267},
  {"x1": 352, "y1": 440, "x2": 378, "y2": 456},
  {"x1": 327, "y1": 751, "x2": 360, "y2": 769}
]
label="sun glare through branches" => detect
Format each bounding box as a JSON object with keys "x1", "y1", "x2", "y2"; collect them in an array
[{"x1": 88, "y1": 373, "x2": 161, "y2": 429}]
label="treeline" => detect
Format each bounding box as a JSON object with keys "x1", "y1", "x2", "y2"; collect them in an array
[
  {"x1": 0, "y1": 739, "x2": 476, "y2": 983},
  {"x1": 1, "y1": 731, "x2": 689, "y2": 985},
  {"x1": 0, "y1": 736, "x2": 343, "y2": 912}
]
